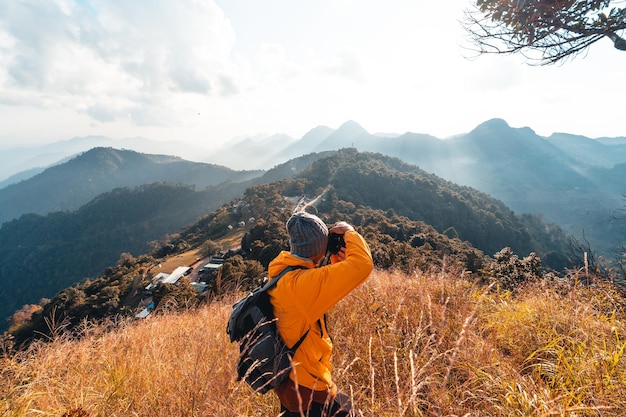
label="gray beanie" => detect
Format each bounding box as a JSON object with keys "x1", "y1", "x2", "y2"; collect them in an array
[{"x1": 287, "y1": 211, "x2": 329, "y2": 259}]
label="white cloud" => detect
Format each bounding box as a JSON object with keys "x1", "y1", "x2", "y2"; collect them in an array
[
  {"x1": 0, "y1": 0, "x2": 625, "y2": 148},
  {"x1": 325, "y1": 50, "x2": 364, "y2": 80},
  {"x1": 256, "y1": 43, "x2": 301, "y2": 80},
  {"x1": 0, "y1": 0, "x2": 242, "y2": 129}
]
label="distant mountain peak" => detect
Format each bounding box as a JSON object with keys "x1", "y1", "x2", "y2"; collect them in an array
[
  {"x1": 301, "y1": 125, "x2": 334, "y2": 143},
  {"x1": 468, "y1": 119, "x2": 542, "y2": 142},
  {"x1": 307, "y1": 121, "x2": 371, "y2": 152},
  {"x1": 473, "y1": 118, "x2": 511, "y2": 132},
  {"x1": 336, "y1": 120, "x2": 368, "y2": 136}
]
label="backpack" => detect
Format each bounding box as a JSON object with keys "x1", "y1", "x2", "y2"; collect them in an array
[{"x1": 226, "y1": 266, "x2": 308, "y2": 394}]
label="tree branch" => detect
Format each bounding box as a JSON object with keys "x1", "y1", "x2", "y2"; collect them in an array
[{"x1": 606, "y1": 31, "x2": 626, "y2": 50}]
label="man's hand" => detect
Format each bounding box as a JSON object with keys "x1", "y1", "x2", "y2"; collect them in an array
[
  {"x1": 329, "y1": 221, "x2": 354, "y2": 235},
  {"x1": 330, "y1": 247, "x2": 346, "y2": 263}
]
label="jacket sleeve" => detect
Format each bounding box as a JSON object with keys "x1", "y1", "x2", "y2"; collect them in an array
[{"x1": 291, "y1": 230, "x2": 373, "y2": 323}]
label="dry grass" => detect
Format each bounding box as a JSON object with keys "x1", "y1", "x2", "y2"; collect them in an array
[
  {"x1": 2, "y1": 268, "x2": 625, "y2": 416},
  {"x1": 154, "y1": 231, "x2": 244, "y2": 274},
  {"x1": 155, "y1": 249, "x2": 203, "y2": 274},
  {"x1": 218, "y1": 230, "x2": 245, "y2": 252}
]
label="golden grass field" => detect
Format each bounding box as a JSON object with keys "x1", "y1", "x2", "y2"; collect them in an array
[
  {"x1": 1, "y1": 267, "x2": 625, "y2": 416},
  {"x1": 155, "y1": 248, "x2": 203, "y2": 273}
]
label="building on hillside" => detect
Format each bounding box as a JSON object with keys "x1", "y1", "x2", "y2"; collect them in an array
[
  {"x1": 199, "y1": 255, "x2": 224, "y2": 277},
  {"x1": 144, "y1": 267, "x2": 191, "y2": 290},
  {"x1": 203, "y1": 262, "x2": 223, "y2": 271},
  {"x1": 191, "y1": 282, "x2": 209, "y2": 293},
  {"x1": 160, "y1": 266, "x2": 191, "y2": 284},
  {"x1": 135, "y1": 301, "x2": 155, "y2": 319},
  {"x1": 145, "y1": 272, "x2": 169, "y2": 290}
]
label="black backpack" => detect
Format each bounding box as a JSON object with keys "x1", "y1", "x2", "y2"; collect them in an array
[{"x1": 226, "y1": 266, "x2": 308, "y2": 394}]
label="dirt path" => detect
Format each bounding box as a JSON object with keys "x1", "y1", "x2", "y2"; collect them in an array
[{"x1": 294, "y1": 185, "x2": 331, "y2": 213}]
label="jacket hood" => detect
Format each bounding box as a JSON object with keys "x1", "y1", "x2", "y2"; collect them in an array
[{"x1": 268, "y1": 251, "x2": 316, "y2": 278}]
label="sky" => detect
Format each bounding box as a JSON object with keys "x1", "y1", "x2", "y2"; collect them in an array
[{"x1": 1, "y1": 0, "x2": 625, "y2": 150}]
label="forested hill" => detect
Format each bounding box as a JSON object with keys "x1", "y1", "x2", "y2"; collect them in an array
[
  {"x1": 182, "y1": 150, "x2": 570, "y2": 272},
  {"x1": 6, "y1": 149, "x2": 573, "y2": 343},
  {"x1": 0, "y1": 150, "x2": 339, "y2": 333},
  {"x1": 0, "y1": 147, "x2": 263, "y2": 225},
  {"x1": 0, "y1": 182, "x2": 249, "y2": 330},
  {"x1": 213, "y1": 119, "x2": 626, "y2": 257},
  {"x1": 301, "y1": 150, "x2": 569, "y2": 257}
]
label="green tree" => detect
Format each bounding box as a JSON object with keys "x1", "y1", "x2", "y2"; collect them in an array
[
  {"x1": 464, "y1": 0, "x2": 626, "y2": 65},
  {"x1": 154, "y1": 280, "x2": 198, "y2": 311},
  {"x1": 490, "y1": 247, "x2": 543, "y2": 290},
  {"x1": 199, "y1": 240, "x2": 221, "y2": 257}
]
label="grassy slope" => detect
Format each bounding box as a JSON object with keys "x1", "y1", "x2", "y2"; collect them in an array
[{"x1": 2, "y1": 268, "x2": 625, "y2": 416}]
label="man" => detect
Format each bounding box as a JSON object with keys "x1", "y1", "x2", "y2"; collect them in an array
[{"x1": 267, "y1": 211, "x2": 374, "y2": 416}]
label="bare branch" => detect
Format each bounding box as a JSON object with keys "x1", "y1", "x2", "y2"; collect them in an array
[{"x1": 463, "y1": 0, "x2": 626, "y2": 65}]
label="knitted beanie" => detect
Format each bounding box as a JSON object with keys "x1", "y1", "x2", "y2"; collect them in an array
[{"x1": 286, "y1": 211, "x2": 329, "y2": 259}]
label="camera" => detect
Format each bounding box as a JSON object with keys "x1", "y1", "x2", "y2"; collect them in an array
[{"x1": 327, "y1": 232, "x2": 345, "y2": 255}]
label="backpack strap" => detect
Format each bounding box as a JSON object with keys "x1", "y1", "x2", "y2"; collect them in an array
[
  {"x1": 264, "y1": 265, "x2": 310, "y2": 351},
  {"x1": 290, "y1": 327, "x2": 309, "y2": 351},
  {"x1": 261, "y1": 265, "x2": 297, "y2": 292}
]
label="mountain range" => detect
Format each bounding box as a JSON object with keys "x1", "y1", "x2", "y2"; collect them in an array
[
  {"x1": 0, "y1": 147, "x2": 262, "y2": 225},
  {"x1": 0, "y1": 135, "x2": 215, "y2": 186},
  {"x1": 4, "y1": 148, "x2": 571, "y2": 339},
  {"x1": 3, "y1": 118, "x2": 625, "y2": 256},
  {"x1": 0, "y1": 147, "x2": 338, "y2": 330},
  {"x1": 212, "y1": 119, "x2": 626, "y2": 255}
]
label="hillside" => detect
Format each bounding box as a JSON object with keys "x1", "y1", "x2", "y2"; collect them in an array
[
  {"x1": 0, "y1": 135, "x2": 214, "y2": 184},
  {"x1": 4, "y1": 119, "x2": 625, "y2": 257},
  {"x1": 0, "y1": 147, "x2": 263, "y2": 225},
  {"x1": 0, "y1": 151, "x2": 339, "y2": 332},
  {"x1": 302, "y1": 150, "x2": 569, "y2": 257},
  {"x1": 0, "y1": 182, "x2": 247, "y2": 331},
  {"x1": 209, "y1": 119, "x2": 626, "y2": 256},
  {"x1": 2, "y1": 269, "x2": 625, "y2": 416},
  {"x1": 367, "y1": 119, "x2": 626, "y2": 257},
  {"x1": 179, "y1": 149, "x2": 570, "y2": 273},
  {"x1": 4, "y1": 149, "x2": 574, "y2": 342}
]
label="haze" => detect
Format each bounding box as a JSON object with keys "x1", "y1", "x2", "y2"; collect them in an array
[{"x1": 1, "y1": 0, "x2": 624, "y2": 150}]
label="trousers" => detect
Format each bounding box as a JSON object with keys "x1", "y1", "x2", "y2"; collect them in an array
[{"x1": 279, "y1": 391, "x2": 355, "y2": 417}]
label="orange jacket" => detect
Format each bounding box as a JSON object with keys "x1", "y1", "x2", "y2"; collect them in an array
[{"x1": 267, "y1": 229, "x2": 374, "y2": 392}]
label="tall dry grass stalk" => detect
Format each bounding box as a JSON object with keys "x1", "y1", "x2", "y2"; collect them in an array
[{"x1": 1, "y1": 268, "x2": 625, "y2": 416}]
